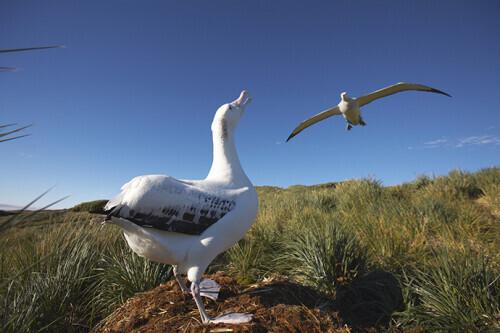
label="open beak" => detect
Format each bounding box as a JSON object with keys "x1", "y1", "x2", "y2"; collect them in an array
[{"x1": 231, "y1": 90, "x2": 252, "y2": 108}]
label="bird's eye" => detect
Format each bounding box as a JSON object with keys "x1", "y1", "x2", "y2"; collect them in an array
[{"x1": 228, "y1": 105, "x2": 233, "y2": 110}]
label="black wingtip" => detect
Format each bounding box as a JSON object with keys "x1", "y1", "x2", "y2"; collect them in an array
[
  {"x1": 430, "y1": 88, "x2": 452, "y2": 98},
  {"x1": 103, "y1": 205, "x2": 120, "y2": 219},
  {"x1": 286, "y1": 133, "x2": 295, "y2": 142}
]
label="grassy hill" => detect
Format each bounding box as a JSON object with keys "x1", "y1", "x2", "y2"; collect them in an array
[{"x1": 0, "y1": 168, "x2": 498, "y2": 332}]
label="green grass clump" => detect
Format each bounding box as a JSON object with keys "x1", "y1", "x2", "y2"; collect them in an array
[
  {"x1": 395, "y1": 250, "x2": 499, "y2": 332},
  {"x1": 280, "y1": 220, "x2": 367, "y2": 294},
  {"x1": 94, "y1": 245, "x2": 172, "y2": 312},
  {"x1": 0, "y1": 218, "x2": 171, "y2": 332},
  {"x1": 1, "y1": 167, "x2": 499, "y2": 331},
  {"x1": 0, "y1": 223, "x2": 108, "y2": 332},
  {"x1": 71, "y1": 200, "x2": 108, "y2": 214},
  {"x1": 225, "y1": 239, "x2": 267, "y2": 284}
]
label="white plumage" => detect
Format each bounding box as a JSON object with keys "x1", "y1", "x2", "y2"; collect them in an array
[
  {"x1": 104, "y1": 91, "x2": 257, "y2": 324},
  {"x1": 286, "y1": 82, "x2": 451, "y2": 140}
]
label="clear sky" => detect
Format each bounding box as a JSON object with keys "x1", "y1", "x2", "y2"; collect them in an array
[{"x1": 1, "y1": 0, "x2": 499, "y2": 208}]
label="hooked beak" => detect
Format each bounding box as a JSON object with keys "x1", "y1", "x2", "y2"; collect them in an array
[{"x1": 230, "y1": 90, "x2": 252, "y2": 108}]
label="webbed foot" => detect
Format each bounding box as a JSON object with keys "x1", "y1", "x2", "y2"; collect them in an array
[
  {"x1": 191, "y1": 280, "x2": 252, "y2": 325},
  {"x1": 209, "y1": 312, "x2": 253, "y2": 324},
  {"x1": 200, "y1": 278, "x2": 221, "y2": 301}
]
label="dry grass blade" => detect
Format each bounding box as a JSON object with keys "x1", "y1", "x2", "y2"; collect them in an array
[
  {"x1": 0, "y1": 124, "x2": 32, "y2": 138},
  {"x1": 1, "y1": 45, "x2": 63, "y2": 75},
  {"x1": 0, "y1": 45, "x2": 64, "y2": 53},
  {"x1": 0, "y1": 124, "x2": 32, "y2": 143},
  {"x1": 0, "y1": 134, "x2": 30, "y2": 143},
  {"x1": 0, "y1": 188, "x2": 68, "y2": 233},
  {"x1": 23, "y1": 195, "x2": 70, "y2": 217},
  {"x1": 0, "y1": 67, "x2": 16, "y2": 72},
  {"x1": 0, "y1": 123, "x2": 17, "y2": 129}
]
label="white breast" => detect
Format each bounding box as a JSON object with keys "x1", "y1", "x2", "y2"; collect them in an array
[{"x1": 339, "y1": 99, "x2": 361, "y2": 124}]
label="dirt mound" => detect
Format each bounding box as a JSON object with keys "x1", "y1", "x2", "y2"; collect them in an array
[{"x1": 95, "y1": 272, "x2": 351, "y2": 333}]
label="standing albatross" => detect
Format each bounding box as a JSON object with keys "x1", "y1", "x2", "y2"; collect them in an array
[
  {"x1": 104, "y1": 91, "x2": 257, "y2": 324},
  {"x1": 286, "y1": 82, "x2": 451, "y2": 141}
]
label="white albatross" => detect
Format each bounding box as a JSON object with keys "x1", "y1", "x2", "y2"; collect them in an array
[
  {"x1": 286, "y1": 82, "x2": 451, "y2": 141},
  {"x1": 104, "y1": 90, "x2": 257, "y2": 324}
]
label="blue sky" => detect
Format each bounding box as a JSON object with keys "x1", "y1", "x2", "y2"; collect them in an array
[{"x1": 1, "y1": 0, "x2": 499, "y2": 208}]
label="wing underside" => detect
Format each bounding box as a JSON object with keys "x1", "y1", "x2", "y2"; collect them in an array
[
  {"x1": 356, "y1": 82, "x2": 451, "y2": 107},
  {"x1": 286, "y1": 106, "x2": 341, "y2": 141}
]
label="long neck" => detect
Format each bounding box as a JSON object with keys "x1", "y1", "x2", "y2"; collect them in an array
[{"x1": 206, "y1": 125, "x2": 250, "y2": 187}]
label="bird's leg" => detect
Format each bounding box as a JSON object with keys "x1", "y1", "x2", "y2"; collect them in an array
[
  {"x1": 173, "y1": 265, "x2": 190, "y2": 294},
  {"x1": 191, "y1": 280, "x2": 212, "y2": 324},
  {"x1": 346, "y1": 123, "x2": 353, "y2": 131},
  {"x1": 191, "y1": 279, "x2": 253, "y2": 325},
  {"x1": 359, "y1": 117, "x2": 367, "y2": 126}
]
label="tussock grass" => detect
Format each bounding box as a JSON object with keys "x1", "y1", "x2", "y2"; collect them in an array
[
  {"x1": 0, "y1": 219, "x2": 168, "y2": 332},
  {"x1": 279, "y1": 220, "x2": 367, "y2": 294},
  {"x1": 0, "y1": 167, "x2": 499, "y2": 331},
  {"x1": 395, "y1": 250, "x2": 499, "y2": 332},
  {"x1": 71, "y1": 200, "x2": 108, "y2": 214},
  {"x1": 94, "y1": 244, "x2": 172, "y2": 312},
  {"x1": 225, "y1": 239, "x2": 267, "y2": 284},
  {"x1": 0, "y1": 223, "x2": 109, "y2": 332},
  {"x1": 235, "y1": 168, "x2": 499, "y2": 328}
]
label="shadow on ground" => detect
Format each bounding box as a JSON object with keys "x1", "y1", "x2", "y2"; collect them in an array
[
  {"x1": 335, "y1": 270, "x2": 404, "y2": 328},
  {"x1": 96, "y1": 271, "x2": 403, "y2": 333}
]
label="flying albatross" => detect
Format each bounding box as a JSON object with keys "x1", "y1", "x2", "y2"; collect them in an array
[
  {"x1": 286, "y1": 82, "x2": 451, "y2": 141},
  {"x1": 104, "y1": 91, "x2": 257, "y2": 324}
]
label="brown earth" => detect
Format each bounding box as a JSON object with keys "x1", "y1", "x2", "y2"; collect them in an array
[
  {"x1": 96, "y1": 271, "x2": 402, "y2": 333},
  {"x1": 95, "y1": 272, "x2": 352, "y2": 333}
]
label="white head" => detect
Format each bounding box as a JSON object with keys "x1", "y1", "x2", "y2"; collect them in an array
[
  {"x1": 340, "y1": 92, "x2": 350, "y2": 102},
  {"x1": 211, "y1": 90, "x2": 252, "y2": 138}
]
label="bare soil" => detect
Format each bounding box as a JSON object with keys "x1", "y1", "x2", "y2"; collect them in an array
[{"x1": 95, "y1": 272, "x2": 352, "y2": 333}]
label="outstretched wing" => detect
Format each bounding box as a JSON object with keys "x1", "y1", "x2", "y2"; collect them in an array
[
  {"x1": 104, "y1": 175, "x2": 236, "y2": 235},
  {"x1": 286, "y1": 106, "x2": 341, "y2": 142},
  {"x1": 356, "y1": 82, "x2": 451, "y2": 107}
]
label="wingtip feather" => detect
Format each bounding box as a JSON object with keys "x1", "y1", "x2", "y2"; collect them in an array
[{"x1": 430, "y1": 88, "x2": 452, "y2": 98}]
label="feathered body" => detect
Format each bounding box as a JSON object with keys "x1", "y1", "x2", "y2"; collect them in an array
[
  {"x1": 104, "y1": 90, "x2": 257, "y2": 287},
  {"x1": 339, "y1": 93, "x2": 362, "y2": 125},
  {"x1": 286, "y1": 82, "x2": 451, "y2": 141},
  {"x1": 105, "y1": 176, "x2": 257, "y2": 281}
]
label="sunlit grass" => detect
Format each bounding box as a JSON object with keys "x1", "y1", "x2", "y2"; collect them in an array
[
  {"x1": 93, "y1": 244, "x2": 172, "y2": 313},
  {"x1": 278, "y1": 219, "x2": 367, "y2": 294},
  {"x1": 395, "y1": 250, "x2": 499, "y2": 332},
  {"x1": 0, "y1": 167, "x2": 498, "y2": 331}
]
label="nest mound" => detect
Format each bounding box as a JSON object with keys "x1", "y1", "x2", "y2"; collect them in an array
[{"x1": 96, "y1": 272, "x2": 351, "y2": 333}]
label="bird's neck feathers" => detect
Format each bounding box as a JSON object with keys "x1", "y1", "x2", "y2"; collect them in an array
[{"x1": 206, "y1": 119, "x2": 250, "y2": 187}]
